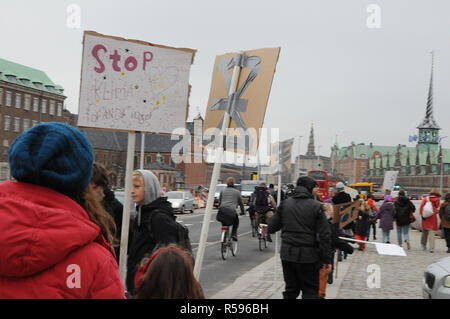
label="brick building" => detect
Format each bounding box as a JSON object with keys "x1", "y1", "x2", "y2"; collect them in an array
[{"x1": 0, "y1": 58, "x2": 67, "y2": 181}]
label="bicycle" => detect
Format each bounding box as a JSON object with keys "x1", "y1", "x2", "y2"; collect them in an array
[
  {"x1": 220, "y1": 225, "x2": 238, "y2": 260},
  {"x1": 256, "y1": 212, "x2": 268, "y2": 251}
]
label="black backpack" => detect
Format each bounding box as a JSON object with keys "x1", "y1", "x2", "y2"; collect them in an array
[
  {"x1": 147, "y1": 210, "x2": 193, "y2": 254},
  {"x1": 254, "y1": 186, "x2": 269, "y2": 209}
]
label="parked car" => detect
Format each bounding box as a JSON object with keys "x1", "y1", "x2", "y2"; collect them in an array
[
  {"x1": 114, "y1": 190, "x2": 136, "y2": 220},
  {"x1": 166, "y1": 191, "x2": 195, "y2": 214},
  {"x1": 422, "y1": 257, "x2": 450, "y2": 299},
  {"x1": 409, "y1": 194, "x2": 421, "y2": 200}
]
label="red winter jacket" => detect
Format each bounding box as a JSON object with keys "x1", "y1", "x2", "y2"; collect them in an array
[
  {"x1": 420, "y1": 195, "x2": 441, "y2": 231},
  {"x1": 0, "y1": 181, "x2": 126, "y2": 299}
]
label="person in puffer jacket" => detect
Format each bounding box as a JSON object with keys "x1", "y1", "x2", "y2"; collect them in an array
[{"x1": 0, "y1": 122, "x2": 125, "y2": 299}]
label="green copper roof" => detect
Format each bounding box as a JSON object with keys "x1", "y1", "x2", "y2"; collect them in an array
[
  {"x1": 0, "y1": 58, "x2": 64, "y2": 96},
  {"x1": 336, "y1": 143, "x2": 449, "y2": 169}
]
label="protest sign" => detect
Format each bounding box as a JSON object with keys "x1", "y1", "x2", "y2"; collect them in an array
[{"x1": 78, "y1": 31, "x2": 195, "y2": 133}]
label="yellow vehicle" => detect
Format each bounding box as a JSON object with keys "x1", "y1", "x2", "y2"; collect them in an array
[{"x1": 349, "y1": 182, "x2": 373, "y2": 200}]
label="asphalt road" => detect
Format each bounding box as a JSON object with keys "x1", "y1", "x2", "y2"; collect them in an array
[{"x1": 176, "y1": 208, "x2": 277, "y2": 298}]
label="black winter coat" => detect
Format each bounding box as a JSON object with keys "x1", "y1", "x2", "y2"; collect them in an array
[
  {"x1": 268, "y1": 186, "x2": 332, "y2": 265},
  {"x1": 102, "y1": 188, "x2": 125, "y2": 262},
  {"x1": 394, "y1": 196, "x2": 416, "y2": 226},
  {"x1": 355, "y1": 209, "x2": 370, "y2": 236},
  {"x1": 126, "y1": 197, "x2": 178, "y2": 294}
]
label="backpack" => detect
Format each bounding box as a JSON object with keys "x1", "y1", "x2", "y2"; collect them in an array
[
  {"x1": 254, "y1": 186, "x2": 269, "y2": 209},
  {"x1": 422, "y1": 197, "x2": 434, "y2": 219},
  {"x1": 368, "y1": 208, "x2": 377, "y2": 223},
  {"x1": 147, "y1": 210, "x2": 193, "y2": 254}
]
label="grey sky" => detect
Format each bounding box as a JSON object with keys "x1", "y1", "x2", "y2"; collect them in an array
[{"x1": 2, "y1": 0, "x2": 449, "y2": 160}]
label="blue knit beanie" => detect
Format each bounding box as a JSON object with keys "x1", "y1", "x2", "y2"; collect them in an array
[{"x1": 9, "y1": 122, "x2": 94, "y2": 197}]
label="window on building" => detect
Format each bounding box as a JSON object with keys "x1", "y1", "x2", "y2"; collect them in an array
[
  {"x1": 24, "y1": 95, "x2": 31, "y2": 111},
  {"x1": 1, "y1": 166, "x2": 8, "y2": 180},
  {"x1": 14, "y1": 117, "x2": 20, "y2": 132},
  {"x1": 5, "y1": 91, "x2": 12, "y2": 107},
  {"x1": 15, "y1": 93, "x2": 21, "y2": 109},
  {"x1": 103, "y1": 154, "x2": 107, "y2": 165},
  {"x1": 111, "y1": 155, "x2": 115, "y2": 164},
  {"x1": 4, "y1": 116, "x2": 11, "y2": 131},
  {"x1": 49, "y1": 100, "x2": 55, "y2": 115},
  {"x1": 23, "y1": 119, "x2": 30, "y2": 132},
  {"x1": 33, "y1": 97, "x2": 39, "y2": 112},
  {"x1": 32, "y1": 120, "x2": 38, "y2": 127},
  {"x1": 41, "y1": 99, "x2": 47, "y2": 114},
  {"x1": 147, "y1": 155, "x2": 152, "y2": 164},
  {"x1": 0, "y1": 88, "x2": 3, "y2": 105},
  {"x1": 57, "y1": 103, "x2": 62, "y2": 116}
]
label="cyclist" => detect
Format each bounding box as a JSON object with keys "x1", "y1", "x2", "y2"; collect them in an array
[
  {"x1": 218, "y1": 177, "x2": 245, "y2": 241},
  {"x1": 253, "y1": 183, "x2": 277, "y2": 242}
]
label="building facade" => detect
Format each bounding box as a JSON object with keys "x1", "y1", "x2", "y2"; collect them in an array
[
  {"x1": 0, "y1": 58, "x2": 66, "y2": 181},
  {"x1": 331, "y1": 53, "x2": 449, "y2": 194}
]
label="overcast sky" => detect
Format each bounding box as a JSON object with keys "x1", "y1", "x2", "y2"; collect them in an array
[{"x1": 2, "y1": 0, "x2": 449, "y2": 161}]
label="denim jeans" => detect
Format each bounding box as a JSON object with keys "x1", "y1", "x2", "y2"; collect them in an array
[
  {"x1": 382, "y1": 229, "x2": 391, "y2": 243},
  {"x1": 367, "y1": 223, "x2": 377, "y2": 239},
  {"x1": 396, "y1": 225, "x2": 410, "y2": 245}
]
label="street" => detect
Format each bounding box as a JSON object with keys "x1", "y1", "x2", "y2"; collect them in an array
[{"x1": 176, "y1": 208, "x2": 276, "y2": 298}]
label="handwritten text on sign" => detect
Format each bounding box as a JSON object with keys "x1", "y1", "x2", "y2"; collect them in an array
[{"x1": 78, "y1": 32, "x2": 193, "y2": 133}]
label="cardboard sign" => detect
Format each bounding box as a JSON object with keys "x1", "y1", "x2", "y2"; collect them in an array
[
  {"x1": 78, "y1": 31, "x2": 195, "y2": 133},
  {"x1": 269, "y1": 138, "x2": 294, "y2": 175},
  {"x1": 333, "y1": 200, "x2": 362, "y2": 229},
  {"x1": 382, "y1": 171, "x2": 399, "y2": 192},
  {"x1": 203, "y1": 48, "x2": 281, "y2": 155}
]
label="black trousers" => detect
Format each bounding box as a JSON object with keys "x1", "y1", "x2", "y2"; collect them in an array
[
  {"x1": 444, "y1": 228, "x2": 450, "y2": 248},
  {"x1": 281, "y1": 261, "x2": 320, "y2": 299},
  {"x1": 231, "y1": 214, "x2": 239, "y2": 237}
]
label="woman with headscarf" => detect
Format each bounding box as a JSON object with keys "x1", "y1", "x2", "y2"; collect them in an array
[{"x1": 126, "y1": 169, "x2": 178, "y2": 296}]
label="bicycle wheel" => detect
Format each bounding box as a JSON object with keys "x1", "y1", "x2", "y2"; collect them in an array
[
  {"x1": 231, "y1": 237, "x2": 238, "y2": 256},
  {"x1": 221, "y1": 230, "x2": 229, "y2": 260},
  {"x1": 259, "y1": 238, "x2": 266, "y2": 251}
]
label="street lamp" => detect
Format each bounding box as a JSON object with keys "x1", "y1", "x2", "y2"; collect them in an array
[{"x1": 317, "y1": 145, "x2": 322, "y2": 169}]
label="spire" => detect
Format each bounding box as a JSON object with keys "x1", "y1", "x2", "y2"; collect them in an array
[
  {"x1": 306, "y1": 123, "x2": 316, "y2": 156},
  {"x1": 418, "y1": 51, "x2": 440, "y2": 130}
]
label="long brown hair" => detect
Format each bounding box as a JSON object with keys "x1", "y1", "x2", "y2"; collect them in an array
[
  {"x1": 134, "y1": 244, "x2": 204, "y2": 299},
  {"x1": 73, "y1": 183, "x2": 117, "y2": 246}
]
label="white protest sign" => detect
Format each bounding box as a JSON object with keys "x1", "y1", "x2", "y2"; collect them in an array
[
  {"x1": 382, "y1": 170, "x2": 399, "y2": 192},
  {"x1": 339, "y1": 237, "x2": 406, "y2": 257},
  {"x1": 374, "y1": 243, "x2": 407, "y2": 257},
  {"x1": 78, "y1": 31, "x2": 195, "y2": 133}
]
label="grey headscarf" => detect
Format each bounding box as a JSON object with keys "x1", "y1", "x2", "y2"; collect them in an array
[{"x1": 135, "y1": 169, "x2": 162, "y2": 226}]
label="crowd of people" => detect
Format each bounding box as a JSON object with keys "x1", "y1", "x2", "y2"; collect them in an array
[{"x1": 0, "y1": 122, "x2": 449, "y2": 300}]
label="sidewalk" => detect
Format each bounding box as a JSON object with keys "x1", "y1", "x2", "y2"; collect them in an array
[
  {"x1": 210, "y1": 228, "x2": 449, "y2": 299},
  {"x1": 210, "y1": 247, "x2": 354, "y2": 299}
]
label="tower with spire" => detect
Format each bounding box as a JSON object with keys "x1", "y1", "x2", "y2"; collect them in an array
[
  {"x1": 417, "y1": 51, "x2": 440, "y2": 151},
  {"x1": 306, "y1": 123, "x2": 316, "y2": 156}
]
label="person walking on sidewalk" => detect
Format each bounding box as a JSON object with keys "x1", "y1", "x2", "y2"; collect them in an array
[
  {"x1": 393, "y1": 190, "x2": 415, "y2": 249},
  {"x1": 420, "y1": 189, "x2": 441, "y2": 253},
  {"x1": 438, "y1": 193, "x2": 450, "y2": 253},
  {"x1": 268, "y1": 176, "x2": 332, "y2": 299},
  {"x1": 377, "y1": 195, "x2": 395, "y2": 243},
  {"x1": 0, "y1": 122, "x2": 125, "y2": 298},
  {"x1": 367, "y1": 195, "x2": 379, "y2": 240},
  {"x1": 354, "y1": 200, "x2": 371, "y2": 251}
]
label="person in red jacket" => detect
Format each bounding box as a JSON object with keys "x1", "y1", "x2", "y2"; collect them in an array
[
  {"x1": 0, "y1": 122, "x2": 125, "y2": 299},
  {"x1": 420, "y1": 189, "x2": 441, "y2": 253},
  {"x1": 367, "y1": 194, "x2": 379, "y2": 240}
]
